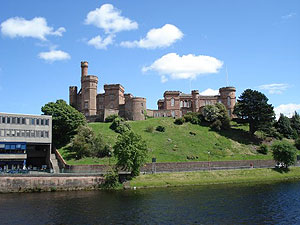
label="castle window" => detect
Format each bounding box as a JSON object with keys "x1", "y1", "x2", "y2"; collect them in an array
[
  {"x1": 110, "y1": 94, "x2": 114, "y2": 100},
  {"x1": 171, "y1": 98, "x2": 175, "y2": 107},
  {"x1": 227, "y1": 96, "x2": 231, "y2": 106},
  {"x1": 141, "y1": 103, "x2": 143, "y2": 107},
  {"x1": 84, "y1": 101, "x2": 89, "y2": 109},
  {"x1": 110, "y1": 103, "x2": 114, "y2": 109},
  {"x1": 171, "y1": 111, "x2": 175, "y2": 117},
  {"x1": 180, "y1": 101, "x2": 183, "y2": 107}
]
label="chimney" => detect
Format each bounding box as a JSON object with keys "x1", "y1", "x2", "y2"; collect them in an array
[{"x1": 81, "y1": 61, "x2": 88, "y2": 77}]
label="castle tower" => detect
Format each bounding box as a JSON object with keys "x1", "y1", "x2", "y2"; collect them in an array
[
  {"x1": 191, "y1": 90, "x2": 199, "y2": 112},
  {"x1": 69, "y1": 86, "x2": 78, "y2": 109},
  {"x1": 81, "y1": 61, "x2": 98, "y2": 116},
  {"x1": 219, "y1": 87, "x2": 236, "y2": 117}
]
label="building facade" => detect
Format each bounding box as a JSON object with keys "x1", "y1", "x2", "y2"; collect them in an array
[
  {"x1": 151, "y1": 87, "x2": 236, "y2": 118},
  {"x1": 69, "y1": 61, "x2": 147, "y2": 122},
  {"x1": 0, "y1": 113, "x2": 53, "y2": 171}
]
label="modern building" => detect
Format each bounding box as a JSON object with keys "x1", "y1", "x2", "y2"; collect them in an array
[
  {"x1": 151, "y1": 87, "x2": 236, "y2": 118},
  {"x1": 0, "y1": 112, "x2": 55, "y2": 171},
  {"x1": 69, "y1": 61, "x2": 147, "y2": 122}
]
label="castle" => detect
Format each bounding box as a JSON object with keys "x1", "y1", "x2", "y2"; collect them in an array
[
  {"x1": 69, "y1": 61, "x2": 236, "y2": 121},
  {"x1": 149, "y1": 87, "x2": 236, "y2": 118},
  {"x1": 69, "y1": 61, "x2": 147, "y2": 122}
]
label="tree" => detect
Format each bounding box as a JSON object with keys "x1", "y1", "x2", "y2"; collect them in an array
[
  {"x1": 291, "y1": 111, "x2": 300, "y2": 136},
  {"x1": 113, "y1": 131, "x2": 148, "y2": 177},
  {"x1": 41, "y1": 99, "x2": 86, "y2": 148},
  {"x1": 275, "y1": 114, "x2": 295, "y2": 139},
  {"x1": 233, "y1": 89, "x2": 275, "y2": 135},
  {"x1": 201, "y1": 103, "x2": 230, "y2": 130},
  {"x1": 272, "y1": 141, "x2": 297, "y2": 168}
]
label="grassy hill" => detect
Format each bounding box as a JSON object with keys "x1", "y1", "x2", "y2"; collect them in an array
[{"x1": 59, "y1": 117, "x2": 273, "y2": 165}]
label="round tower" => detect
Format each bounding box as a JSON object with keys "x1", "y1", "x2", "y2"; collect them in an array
[
  {"x1": 131, "y1": 97, "x2": 147, "y2": 121},
  {"x1": 219, "y1": 87, "x2": 236, "y2": 117},
  {"x1": 81, "y1": 61, "x2": 88, "y2": 78},
  {"x1": 191, "y1": 90, "x2": 199, "y2": 112},
  {"x1": 81, "y1": 75, "x2": 98, "y2": 116}
]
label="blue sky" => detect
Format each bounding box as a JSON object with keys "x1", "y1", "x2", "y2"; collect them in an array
[{"x1": 0, "y1": 0, "x2": 299, "y2": 118}]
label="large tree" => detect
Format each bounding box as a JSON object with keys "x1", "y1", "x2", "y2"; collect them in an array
[
  {"x1": 291, "y1": 111, "x2": 300, "y2": 137},
  {"x1": 275, "y1": 113, "x2": 295, "y2": 139},
  {"x1": 41, "y1": 99, "x2": 86, "y2": 148},
  {"x1": 272, "y1": 141, "x2": 297, "y2": 168},
  {"x1": 233, "y1": 89, "x2": 275, "y2": 135},
  {"x1": 113, "y1": 131, "x2": 148, "y2": 177}
]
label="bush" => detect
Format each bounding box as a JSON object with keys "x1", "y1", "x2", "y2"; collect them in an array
[
  {"x1": 257, "y1": 144, "x2": 268, "y2": 155},
  {"x1": 105, "y1": 114, "x2": 119, "y2": 123},
  {"x1": 145, "y1": 126, "x2": 154, "y2": 133},
  {"x1": 272, "y1": 141, "x2": 297, "y2": 168},
  {"x1": 184, "y1": 112, "x2": 201, "y2": 124},
  {"x1": 174, "y1": 117, "x2": 185, "y2": 125},
  {"x1": 156, "y1": 125, "x2": 165, "y2": 132},
  {"x1": 102, "y1": 169, "x2": 119, "y2": 189},
  {"x1": 110, "y1": 117, "x2": 131, "y2": 134},
  {"x1": 210, "y1": 120, "x2": 222, "y2": 131},
  {"x1": 295, "y1": 138, "x2": 300, "y2": 150}
]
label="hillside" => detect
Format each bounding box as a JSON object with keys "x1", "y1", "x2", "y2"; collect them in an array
[{"x1": 59, "y1": 117, "x2": 273, "y2": 165}]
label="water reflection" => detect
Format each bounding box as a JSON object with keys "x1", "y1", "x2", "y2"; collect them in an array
[{"x1": 1, "y1": 181, "x2": 300, "y2": 224}]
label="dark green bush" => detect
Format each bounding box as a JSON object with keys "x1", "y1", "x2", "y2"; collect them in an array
[
  {"x1": 272, "y1": 141, "x2": 297, "y2": 168},
  {"x1": 257, "y1": 144, "x2": 268, "y2": 155},
  {"x1": 210, "y1": 119, "x2": 222, "y2": 131},
  {"x1": 174, "y1": 117, "x2": 185, "y2": 125},
  {"x1": 110, "y1": 117, "x2": 131, "y2": 134},
  {"x1": 184, "y1": 112, "x2": 201, "y2": 125},
  {"x1": 105, "y1": 114, "x2": 119, "y2": 123},
  {"x1": 102, "y1": 169, "x2": 119, "y2": 189},
  {"x1": 295, "y1": 138, "x2": 300, "y2": 150},
  {"x1": 156, "y1": 125, "x2": 165, "y2": 132}
]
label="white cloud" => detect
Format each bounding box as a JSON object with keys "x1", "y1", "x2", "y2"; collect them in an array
[
  {"x1": 1, "y1": 17, "x2": 65, "y2": 40},
  {"x1": 282, "y1": 12, "x2": 296, "y2": 20},
  {"x1": 87, "y1": 34, "x2": 114, "y2": 49},
  {"x1": 142, "y1": 53, "x2": 223, "y2": 82},
  {"x1": 120, "y1": 24, "x2": 183, "y2": 49},
  {"x1": 200, "y1": 88, "x2": 219, "y2": 96},
  {"x1": 274, "y1": 104, "x2": 300, "y2": 119},
  {"x1": 38, "y1": 50, "x2": 70, "y2": 62},
  {"x1": 85, "y1": 4, "x2": 138, "y2": 34},
  {"x1": 259, "y1": 83, "x2": 289, "y2": 94}
]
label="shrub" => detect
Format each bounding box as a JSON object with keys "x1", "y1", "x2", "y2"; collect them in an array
[
  {"x1": 295, "y1": 138, "x2": 300, "y2": 150},
  {"x1": 102, "y1": 169, "x2": 119, "y2": 189},
  {"x1": 257, "y1": 144, "x2": 268, "y2": 155},
  {"x1": 174, "y1": 117, "x2": 185, "y2": 125},
  {"x1": 105, "y1": 114, "x2": 119, "y2": 123},
  {"x1": 145, "y1": 126, "x2": 154, "y2": 133},
  {"x1": 272, "y1": 141, "x2": 297, "y2": 168},
  {"x1": 210, "y1": 120, "x2": 222, "y2": 131},
  {"x1": 156, "y1": 125, "x2": 165, "y2": 132},
  {"x1": 110, "y1": 117, "x2": 131, "y2": 134},
  {"x1": 184, "y1": 112, "x2": 201, "y2": 124}
]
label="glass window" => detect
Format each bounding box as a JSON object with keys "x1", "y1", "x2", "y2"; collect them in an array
[
  {"x1": 171, "y1": 98, "x2": 175, "y2": 107},
  {"x1": 16, "y1": 130, "x2": 20, "y2": 137},
  {"x1": 0, "y1": 144, "x2": 5, "y2": 149},
  {"x1": 45, "y1": 119, "x2": 49, "y2": 126},
  {"x1": 17, "y1": 117, "x2": 20, "y2": 124},
  {"x1": 2, "y1": 117, "x2": 5, "y2": 123},
  {"x1": 12, "y1": 117, "x2": 16, "y2": 124},
  {"x1": 36, "y1": 131, "x2": 40, "y2": 137},
  {"x1": 45, "y1": 131, "x2": 49, "y2": 138},
  {"x1": 180, "y1": 101, "x2": 183, "y2": 107},
  {"x1": 10, "y1": 145, "x2": 16, "y2": 150},
  {"x1": 6, "y1": 130, "x2": 10, "y2": 136},
  {"x1": 7, "y1": 117, "x2": 10, "y2": 123},
  {"x1": 26, "y1": 130, "x2": 30, "y2": 137},
  {"x1": 16, "y1": 144, "x2": 21, "y2": 149},
  {"x1": 31, "y1": 130, "x2": 35, "y2": 137},
  {"x1": 11, "y1": 130, "x2": 15, "y2": 136},
  {"x1": 5, "y1": 144, "x2": 10, "y2": 150},
  {"x1": 84, "y1": 101, "x2": 88, "y2": 109},
  {"x1": 22, "y1": 118, "x2": 26, "y2": 124},
  {"x1": 141, "y1": 103, "x2": 143, "y2": 106},
  {"x1": 41, "y1": 131, "x2": 44, "y2": 138},
  {"x1": 21, "y1": 130, "x2": 25, "y2": 137},
  {"x1": 227, "y1": 96, "x2": 231, "y2": 106},
  {"x1": 21, "y1": 144, "x2": 26, "y2": 150},
  {"x1": 41, "y1": 119, "x2": 44, "y2": 125},
  {"x1": 36, "y1": 119, "x2": 40, "y2": 125},
  {"x1": 31, "y1": 118, "x2": 35, "y2": 125}
]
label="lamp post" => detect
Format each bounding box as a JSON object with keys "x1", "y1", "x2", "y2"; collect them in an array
[{"x1": 207, "y1": 151, "x2": 211, "y2": 170}]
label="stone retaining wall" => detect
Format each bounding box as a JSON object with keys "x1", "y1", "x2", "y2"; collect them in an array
[{"x1": 0, "y1": 175, "x2": 104, "y2": 193}]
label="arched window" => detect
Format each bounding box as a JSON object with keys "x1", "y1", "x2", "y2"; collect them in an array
[
  {"x1": 171, "y1": 98, "x2": 175, "y2": 107},
  {"x1": 227, "y1": 96, "x2": 231, "y2": 106}
]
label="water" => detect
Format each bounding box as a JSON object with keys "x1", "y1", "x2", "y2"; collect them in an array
[{"x1": 1, "y1": 181, "x2": 300, "y2": 224}]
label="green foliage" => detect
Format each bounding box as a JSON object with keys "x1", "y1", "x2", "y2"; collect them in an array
[
  {"x1": 183, "y1": 112, "x2": 201, "y2": 125},
  {"x1": 69, "y1": 125, "x2": 111, "y2": 159},
  {"x1": 113, "y1": 131, "x2": 148, "y2": 177},
  {"x1": 202, "y1": 105, "x2": 219, "y2": 122},
  {"x1": 272, "y1": 141, "x2": 297, "y2": 168},
  {"x1": 261, "y1": 126, "x2": 283, "y2": 140},
  {"x1": 156, "y1": 125, "x2": 165, "y2": 132},
  {"x1": 210, "y1": 119, "x2": 222, "y2": 131},
  {"x1": 233, "y1": 89, "x2": 275, "y2": 135},
  {"x1": 174, "y1": 117, "x2": 185, "y2": 125},
  {"x1": 41, "y1": 99, "x2": 86, "y2": 148},
  {"x1": 291, "y1": 111, "x2": 300, "y2": 136},
  {"x1": 295, "y1": 138, "x2": 300, "y2": 150},
  {"x1": 109, "y1": 117, "x2": 131, "y2": 134},
  {"x1": 257, "y1": 144, "x2": 268, "y2": 155},
  {"x1": 202, "y1": 103, "x2": 231, "y2": 130},
  {"x1": 102, "y1": 169, "x2": 119, "y2": 189},
  {"x1": 275, "y1": 114, "x2": 295, "y2": 139},
  {"x1": 105, "y1": 114, "x2": 119, "y2": 123},
  {"x1": 145, "y1": 125, "x2": 154, "y2": 133}
]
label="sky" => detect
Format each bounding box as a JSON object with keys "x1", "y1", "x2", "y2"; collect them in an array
[{"x1": 0, "y1": 0, "x2": 299, "y2": 119}]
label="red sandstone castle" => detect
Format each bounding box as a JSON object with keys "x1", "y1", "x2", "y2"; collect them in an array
[
  {"x1": 69, "y1": 61, "x2": 236, "y2": 121},
  {"x1": 69, "y1": 61, "x2": 146, "y2": 121}
]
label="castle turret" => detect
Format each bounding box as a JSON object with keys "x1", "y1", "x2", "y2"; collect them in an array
[
  {"x1": 219, "y1": 87, "x2": 236, "y2": 117},
  {"x1": 81, "y1": 61, "x2": 88, "y2": 78},
  {"x1": 191, "y1": 90, "x2": 199, "y2": 112},
  {"x1": 131, "y1": 97, "x2": 146, "y2": 121},
  {"x1": 69, "y1": 86, "x2": 78, "y2": 109}
]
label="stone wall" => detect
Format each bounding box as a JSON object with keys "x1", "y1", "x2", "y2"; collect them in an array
[{"x1": 0, "y1": 174, "x2": 104, "y2": 193}]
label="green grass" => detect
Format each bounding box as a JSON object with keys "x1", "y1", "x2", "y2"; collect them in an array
[
  {"x1": 59, "y1": 117, "x2": 273, "y2": 165},
  {"x1": 130, "y1": 167, "x2": 300, "y2": 188}
]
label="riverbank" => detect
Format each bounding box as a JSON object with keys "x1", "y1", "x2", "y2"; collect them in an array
[{"x1": 130, "y1": 167, "x2": 300, "y2": 188}]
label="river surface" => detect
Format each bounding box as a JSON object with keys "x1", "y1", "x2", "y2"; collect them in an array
[{"x1": 1, "y1": 181, "x2": 300, "y2": 224}]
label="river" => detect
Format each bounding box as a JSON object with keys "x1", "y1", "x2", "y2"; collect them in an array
[{"x1": 1, "y1": 181, "x2": 300, "y2": 224}]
